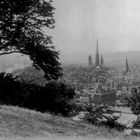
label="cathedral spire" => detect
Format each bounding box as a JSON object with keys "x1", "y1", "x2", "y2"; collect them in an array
[
  {"x1": 88, "y1": 55, "x2": 92, "y2": 68},
  {"x1": 100, "y1": 54, "x2": 104, "y2": 66},
  {"x1": 95, "y1": 40, "x2": 100, "y2": 67},
  {"x1": 126, "y1": 56, "x2": 129, "y2": 73},
  {"x1": 96, "y1": 40, "x2": 99, "y2": 54}
]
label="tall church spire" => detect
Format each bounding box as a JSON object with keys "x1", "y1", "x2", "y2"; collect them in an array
[
  {"x1": 88, "y1": 55, "x2": 92, "y2": 68},
  {"x1": 96, "y1": 40, "x2": 99, "y2": 54},
  {"x1": 100, "y1": 54, "x2": 104, "y2": 66},
  {"x1": 126, "y1": 56, "x2": 129, "y2": 73},
  {"x1": 95, "y1": 40, "x2": 100, "y2": 67}
]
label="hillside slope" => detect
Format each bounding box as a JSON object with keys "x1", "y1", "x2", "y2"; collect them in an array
[{"x1": 0, "y1": 105, "x2": 137, "y2": 140}]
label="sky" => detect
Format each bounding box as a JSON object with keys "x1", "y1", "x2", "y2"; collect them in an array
[
  {"x1": 3, "y1": 0, "x2": 140, "y2": 68},
  {"x1": 49, "y1": 0, "x2": 140, "y2": 63}
]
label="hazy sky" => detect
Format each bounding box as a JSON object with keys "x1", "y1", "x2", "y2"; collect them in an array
[{"x1": 50, "y1": 0, "x2": 140, "y2": 62}]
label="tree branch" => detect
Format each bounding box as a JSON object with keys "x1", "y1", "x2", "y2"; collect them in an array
[{"x1": 0, "y1": 51, "x2": 21, "y2": 55}]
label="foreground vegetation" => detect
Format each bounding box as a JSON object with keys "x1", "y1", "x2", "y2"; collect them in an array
[
  {"x1": 0, "y1": 105, "x2": 135, "y2": 139},
  {"x1": 0, "y1": 72, "x2": 76, "y2": 116}
]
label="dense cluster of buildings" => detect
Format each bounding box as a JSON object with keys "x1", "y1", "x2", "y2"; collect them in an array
[
  {"x1": 62, "y1": 40, "x2": 139, "y2": 107},
  {"x1": 83, "y1": 41, "x2": 136, "y2": 106},
  {"x1": 85, "y1": 40, "x2": 116, "y2": 105}
]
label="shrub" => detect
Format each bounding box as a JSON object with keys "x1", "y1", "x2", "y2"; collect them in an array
[
  {"x1": 84, "y1": 104, "x2": 110, "y2": 125},
  {"x1": 36, "y1": 81, "x2": 76, "y2": 116},
  {"x1": 84, "y1": 104, "x2": 126, "y2": 131},
  {"x1": 0, "y1": 72, "x2": 23, "y2": 105},
  {"x1": 102, "y1": 115, "x2": 126, "y2": 132},
  {"x1": 0, "y1": 73, "x2": 76, "y2": 116},
  {"x1": 126, "y1": 87, "x2": 140, "y2": 115}
]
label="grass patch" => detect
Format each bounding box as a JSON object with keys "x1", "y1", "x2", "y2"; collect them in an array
[{"x1": 0, "y1": 105, "x2": 136, "y2": 139}]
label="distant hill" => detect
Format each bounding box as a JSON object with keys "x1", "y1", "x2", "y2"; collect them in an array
[
  {"x1": 103, "y1": 51, "x2": 140, "y2": 67},
  {"x1": 0, "y1": 51, "x2": 140, "y2": 72},
  {"x1": 0, "y1": 53, "x2": 31, "y2": 72},
  {"x1": 60, "y1": 51, "x2": 140, "y2": 67}
]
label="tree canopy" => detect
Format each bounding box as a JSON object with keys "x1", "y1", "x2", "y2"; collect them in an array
[
  {"x1": 126, "y1": 87, "x2": 140, "y2": 115},
  {"x1": 0, "y1": 0, "x2": 62, "y2": 80}
]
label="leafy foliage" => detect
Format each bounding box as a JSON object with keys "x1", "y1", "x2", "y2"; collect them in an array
[
  {"x1": 0, "y1": 72, "x2": 26, "y2": 105},
  {"x1": 0, "y1": 73, "x2": 75, "y2": 116},
  {"x1": 0, "y1": 0, "x2": 62, "y2": 80},
  {"x1": 84, "y1": 104, "x2": 126, "y2": 131},
  {"x1": 126, "y1": 87, "x2": 140, "y2": 115},
  {"x1": 14, "y1": 66, "x2": 47, "y2": 86},
  {"x1": 85, "y1": 104, "x2": 112, "y2": 125},
  {"x1": 37, "y1": 81, "x2": 76, "y2": 115}
]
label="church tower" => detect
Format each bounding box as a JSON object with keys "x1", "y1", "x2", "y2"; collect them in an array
[
  {"x1": 95, "y1": 40, "x2": 100, "y2": 67},
  {"x1": 100, "y1": 54, "x2": 104, "y2": 66},
  {"x1": 88, "y1": 55, "x2": 92, "y2": 68},
  {"x1": 126, "y1": 56, "x2": 129, "y2": 73}
]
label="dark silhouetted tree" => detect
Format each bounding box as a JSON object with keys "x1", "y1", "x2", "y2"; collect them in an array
[
  {"x1": 126, "y1": 87, "x2": 140, "y2": 115},
  {"x1": 0, "y1": 0, "x2": 62, "y2": 80}
]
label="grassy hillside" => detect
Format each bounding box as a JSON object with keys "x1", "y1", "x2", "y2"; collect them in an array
[{"x1": 0, "y1": 105, "x2": 137, "y2": 140}]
